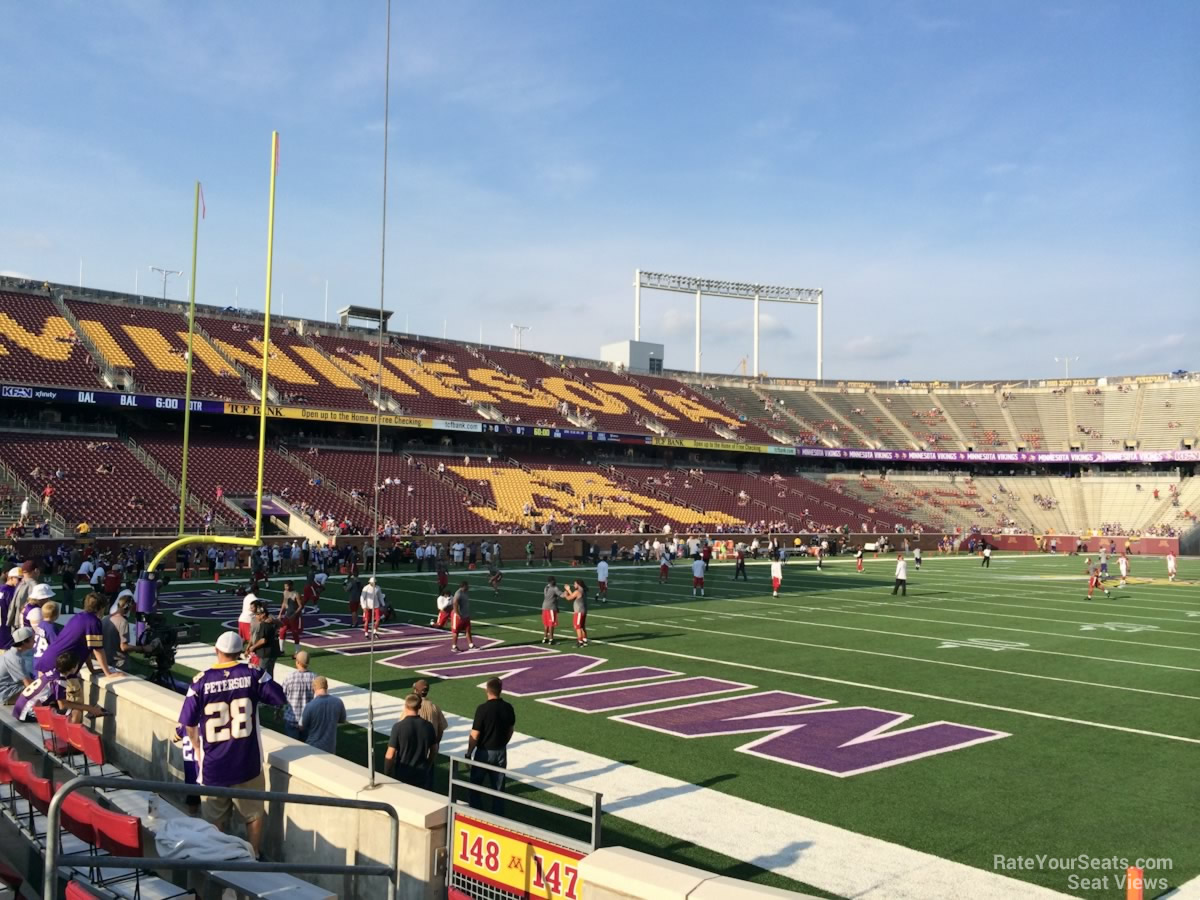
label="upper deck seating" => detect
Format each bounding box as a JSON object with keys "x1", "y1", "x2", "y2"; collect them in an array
[
  {"x1": 0, "y1": 292, "x2": 103, "y2": 389},
  {"x1": 66, "y1": 299, "x2": 250, "y2": 400}
]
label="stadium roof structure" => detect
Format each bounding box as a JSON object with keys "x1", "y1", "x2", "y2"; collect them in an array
[{"x1": 337, "y1": 304, "x2": 393, "y2": 331}]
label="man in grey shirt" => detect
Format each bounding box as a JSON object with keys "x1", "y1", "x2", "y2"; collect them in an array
[
  {"x1": 344, "y1": 575, "x2": 363, "y2": 629},
  {"x1": 299, "y1": 676, "x2": 346, "y2": 752},
  {"x1": 102, "y1": 594, "x2": 136, "y2": 670},
  {"x1": 0, "y1": 627, "x2": 35, "y2": 703},
  {"x1": 541, "y1": 577, "x2": 561, "y2": 645}
]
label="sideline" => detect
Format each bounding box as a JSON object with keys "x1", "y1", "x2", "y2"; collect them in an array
[{"x1": 174, "y1": 643, "x2": 1070, "y2": 900}]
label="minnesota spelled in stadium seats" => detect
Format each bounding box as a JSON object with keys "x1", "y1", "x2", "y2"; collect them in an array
[
  {"x1": 196, "y1": 315, "x2": 377, "y2": 411},
  {"x1": 0, "y1": 291, "x2": 103, "y2": 389},
  {"x1": 66, "y1": 299, "x2": 252, "y2": 402}
]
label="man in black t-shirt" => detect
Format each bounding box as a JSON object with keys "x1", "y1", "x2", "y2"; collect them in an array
[
  {"x1": 468, "y1": 677, "x2": 516, "y2": 814},
  {"x1": 385, "y1": 694, "x2": 437, "y2": 787}
]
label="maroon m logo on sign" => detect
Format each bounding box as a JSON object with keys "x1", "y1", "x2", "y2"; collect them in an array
[{"x1": 615, "y1": 691, "x2": 1009, "y2": 777}]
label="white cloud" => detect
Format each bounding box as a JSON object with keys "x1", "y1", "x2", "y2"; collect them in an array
[{"x1": 845, "y1": 335, "x2": 909, "y2": 361}]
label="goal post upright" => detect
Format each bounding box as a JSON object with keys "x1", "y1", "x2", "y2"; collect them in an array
[{"x1": 634, "y1": 270, "x2": 823, "y2": 378}]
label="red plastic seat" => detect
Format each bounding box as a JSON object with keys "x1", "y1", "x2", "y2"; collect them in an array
[
  {"x1": 33, "y1": 705, "x2": 74, "y2": 755},
  {"x1": 9, "y1": 759, "x2": 51, "y2": 833},
  {"x1": 51, "y1": 710, "x2": 79, "y2": 762},
  {"x1": 0, "y1": 747, "x2": 13, "y2": 806},
  {"x1": 66, "y1": 881, "x2": 104, "y2": 899}
]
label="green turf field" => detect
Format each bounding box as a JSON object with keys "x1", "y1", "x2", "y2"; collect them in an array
[{"x1": 163, "y1": 551, "x2": 1200, "y2": 898}]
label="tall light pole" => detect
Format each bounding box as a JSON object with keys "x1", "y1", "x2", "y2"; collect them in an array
[
  {"x1": 634, "y1": 271, "x2": 823, "y2": 379},
  {"x1": 150, "y1": 266, "x2": 182, "y2": 300},
  {"x1": 511, "y1": 323, "x2": 530, "y2": 351},
  {"x1": 1054, "y1": 356, "x2": 1079, "y2": 379}
]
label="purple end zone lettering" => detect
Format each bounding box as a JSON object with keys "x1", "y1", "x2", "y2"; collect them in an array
[
  {"x1": 541, "y1": 677, "x2": 753, "y2": 713},
  {"x1": 418, "y1": 654, "x2": 675, "y2": 697},
  {"x1": 380, "y1": 640, "x2": 553, "y2": 670},
  {"x1": 615, "y1": 691, "x2": 1009, "y2": 777},
  {"x1": 303, "y1": 624, "x2": 444, "y2": 649}
]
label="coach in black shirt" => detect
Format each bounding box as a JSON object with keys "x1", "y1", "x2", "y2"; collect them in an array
[
  {"x1": 385, "y1": 694, "x2": 437, "y2": 787},
  {"x1": 468, "y1": 677, "x2": 516, "y2": 815}
]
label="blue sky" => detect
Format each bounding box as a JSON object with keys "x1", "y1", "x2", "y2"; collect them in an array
[{"x1": 2, "y1": 1, "x2": 1197, "y2": 380}]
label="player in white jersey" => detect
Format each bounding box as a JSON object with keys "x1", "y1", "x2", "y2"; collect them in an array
[
  {"x1": 770, "y1": 559, "x2": 783, "y2": 597},
  {"x1": 1117, "y1": 553, "x2": 1129, "y2": 587},
  {"x1": 596, "y1": 559, "x2": 609, "y2": 603},
  {"x1": 1166, "y1": 553, "x2": 1177, "y2": 582},
  {"x1": 691, "y1": 558, "x2": 706, "y2": 597}
]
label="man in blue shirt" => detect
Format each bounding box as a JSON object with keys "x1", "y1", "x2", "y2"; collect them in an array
[{"x1": 299, "y1": 676, "x2": 346, "y2": 753}]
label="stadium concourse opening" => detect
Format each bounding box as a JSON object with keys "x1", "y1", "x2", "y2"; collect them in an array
[{"x1": 1, "y1": 272, "x2": 1199, "y2": 899}]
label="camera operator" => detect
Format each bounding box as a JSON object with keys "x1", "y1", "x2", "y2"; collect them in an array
[{"x1": 102, "y1": 590, "x2": 141, "y2": 670}]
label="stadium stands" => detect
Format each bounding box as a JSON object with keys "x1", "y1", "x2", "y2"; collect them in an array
[
  {"x1": 933, "y1": 389, "x2": 1015, "y2": 449},
  {"x1": 0, "y1": 291, "x2": 103, "y2": 390},
  {"x1": 66, "y1": 299, "x2": 250, "y2": 401},
  {"x1": 0, "y1": 432, "x2": 198, "y2": 531},
  {"x1": 306, "y1": 332, "x2": 477, "y2": 419},
  {"x1": 300, "y1": 449, "x2": 497, "y2": 533},
  {"x1": 694, "y1": 384, "x2": 816, "y2": 443},
  {"x1": 1136, "y1": 381, "x2": 1200, "y2": 450},
  {"x1": 756, "y1": 388, "x2": 868, "y2": 446},
  {"x1": 134, "y1": 433, "x2": 357, "y2": 532},
  {"x1": 622, "y1": 372, "x2": 780, "y2": 443},
  {"x1": 195, "y1": 316, "x2": 377, "y2": 411}
]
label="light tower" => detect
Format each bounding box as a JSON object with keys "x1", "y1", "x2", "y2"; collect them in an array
[
  {"x1": 149, "y1": 266, "x2": 182, "y2": 300},
  {"x1": 634, "y1": 269, "x2": 824, "y2": 378}
]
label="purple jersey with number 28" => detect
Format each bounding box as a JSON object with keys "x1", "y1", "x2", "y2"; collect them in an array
[
  {"x1": 178, "y1": 661, "x2": 285, "y2": 786},
  {"x1": 12, "y1": 669, "x2": 67, "y2": 721}
]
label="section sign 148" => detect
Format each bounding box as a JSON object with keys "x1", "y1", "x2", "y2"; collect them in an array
[{"x1": 452, "y1": 813, "x2": 584, "y2": 900}]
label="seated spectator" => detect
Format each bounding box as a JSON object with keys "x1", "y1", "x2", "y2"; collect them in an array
[
  {"x1": 14, "y1": 650, "x2": 108, "y2": 725},
  {"x1": 0, "y1": 627, "x2": 36, "y2": 704}
]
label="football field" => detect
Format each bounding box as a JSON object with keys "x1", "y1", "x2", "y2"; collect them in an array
[{"x1": 163, "y1": 551, "x2": 1200, "y2": 898}]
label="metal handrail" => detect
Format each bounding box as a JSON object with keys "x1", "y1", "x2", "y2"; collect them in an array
[
  {"x1": 446, "y1": 754, "x2": 603, "y2": 852},
  {"x1": 43, "y1": 775, "x2": 402, "y2": 900}
]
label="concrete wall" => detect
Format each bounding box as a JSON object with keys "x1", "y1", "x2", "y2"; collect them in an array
[
  {"x1": 579, "y1": 847, "x2": 821, "y2": 900},
  {"x1": 79, "y1": 670, "x2": 447, "y2": 900}
]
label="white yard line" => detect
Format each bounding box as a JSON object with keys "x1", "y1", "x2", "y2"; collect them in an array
[
  {"x1": 381, "y1": 608, "x2": 1200, "y2": 747},
  {"x1": 372, "y1": 581, "x2": 1200, "y2": 701},
  {"x1": 175, "y1": 643, "x2": 1072, "y2": 900}
]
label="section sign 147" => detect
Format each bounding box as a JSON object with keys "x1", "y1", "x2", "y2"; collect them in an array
[{"x1": 452, "y1": 813, "x2": 584, "y2": 900}]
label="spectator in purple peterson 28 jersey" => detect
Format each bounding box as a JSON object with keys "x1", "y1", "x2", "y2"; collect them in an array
[
  {"x1": 34, "y1": 592, "x2": 123, "y2": 679},
  {"x1": 178, "y1": 631, "x2": 285, "y2": 859}
]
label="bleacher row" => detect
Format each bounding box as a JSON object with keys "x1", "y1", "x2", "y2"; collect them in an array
[
  {"x1": 1, "y1": 700, "x2": 183, "y2": 900},
  {"x1": 1, "y1": 672, "x2": 340, "y2": 900},
  {"x1": 2, "y1": 288, "x2": 1198, "y2": 451},
  {"x1": 5, "y1": 429, "x2": 1193, "y2": 537}
]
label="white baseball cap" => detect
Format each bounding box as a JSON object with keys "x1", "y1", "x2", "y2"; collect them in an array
[
  {"x1": 11, "y1": 626, "x2": 34, "y2": 644},
  {"x1": 215, "y1": 631, "x2": 244, "y2": 655},
  {"x1": 30, "y1": 583, "x2": 56, "y2": 601},
  {"x1": 6, "y1": 567, "x2": 21, "y2": 579}
]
